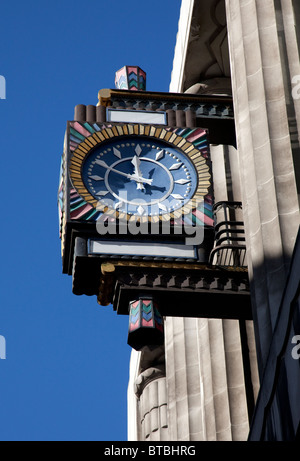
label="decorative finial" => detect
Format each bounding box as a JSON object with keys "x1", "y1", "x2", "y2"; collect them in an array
[{"x1": 115, "y1": 66, "x2": 146, "y2": 91}]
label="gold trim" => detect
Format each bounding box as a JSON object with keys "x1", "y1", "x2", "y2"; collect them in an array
[
  {"x1": 102, "y1": 130, "x2": 110, "y2": 139},
  {"x1": 94, "y1": 132, "x2": 106, "y2": 142},
  {"x1": 177, "y1": 139, "x2": 187, "y2": 149},
  {"x1": 97, "y1": 88, "x2": 112, "y2": 107},
  {"x1": 168, "y1": 133, "x2": 177, "y2": 144},
  {"x1": 113, "y1": 260, "x2": 211, "y2": 271},
  {"x1": 155, "y1": 127, "x2": 162, "y2": 137},
  {"x1": 111, "y1": 126, "x2": 118, "y2": 137},
  {"x1": 88, "y1": 136, "x2": 97, "y2": 146},
  {"x1": 116, "y1": 125, "x2": 124, "y2": 136},
  {"x1": 149, "y1": 126, "x2": 156, "y2": 137},
  {"x1": 159, "y1": 128, "x2": 167, "y2": 139},
  {"x1": 128, "y1": 125, "x2": 134, "y2": 135},
  {"x1": 97, "y1": 259, "x2": 248, "y2": 274},
  {"x1": 164, "y1": 131, "x2": 173, "y2": 142},
  {"x1": 106, "y1": 128, "x2": 114, "y2": 138}
]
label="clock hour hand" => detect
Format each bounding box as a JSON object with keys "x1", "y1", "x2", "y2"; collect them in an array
[
  {"x1": 95, "y1": 158, "x2": 153, "y2": 186},
  {"x1": 131, "y1": 156, "x2": 145, "y2": 190}
]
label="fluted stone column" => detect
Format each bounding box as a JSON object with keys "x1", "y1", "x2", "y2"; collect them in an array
[
  {"x1": 164, "y1": 317, "x2": 250, "y2": 440},
  {"x1": 138, "y1": 375, "x2": 169, "y2": 441},
  {"x1": 211, "y1": 144, "x2": 260, "y2": 405},
  {"x1": 276, "y1": 0, "x2": 300, "y2": 197},
  {"x1": 163, "y1": 144, "x2": 246, "y2": 442},
  {"x1": 127, "y1": 347, "x2": 169, "y2": 441},
  {"x1": 162, "y1": 144, "x2": 259, "y2": 441},
  {"x1": 225, "y1": 0, "x2": 300, "y2": 372}
]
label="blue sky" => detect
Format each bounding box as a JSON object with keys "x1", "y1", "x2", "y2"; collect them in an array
[{"x1": 0, "y1": 0, "x2": 181, "y2": 441}]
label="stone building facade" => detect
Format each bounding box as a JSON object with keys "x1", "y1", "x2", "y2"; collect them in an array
[{"x1": 127, "y1": 0, "x2": 300, "y2": 441}]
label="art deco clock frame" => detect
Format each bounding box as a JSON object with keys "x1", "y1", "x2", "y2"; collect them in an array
[
  {"x1": 58, "y1": 67, "x2": 251, "y2": 349},
  {"x1": 69, "y1": 124, "x2": 211, "y2": 224}
]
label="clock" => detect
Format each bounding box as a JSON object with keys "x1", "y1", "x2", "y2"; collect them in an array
[
  {"x1": 81, "y1": 136, "x2": 198, "y2": 220},
  {"x1": 69, "y1": 123, "x2": 211, "y2": 223}
]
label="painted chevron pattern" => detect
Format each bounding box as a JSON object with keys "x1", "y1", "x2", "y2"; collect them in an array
[
  {"x1": 117, "y1": 75, "x2": 128, "y2": 89},
  {"x1": 115, "y1": 66, "x2": 146, "y2": 91},
  {"x1": 128, "y1": 298, "x2": 164, "y2": 349},
  {"x1": 141, "y1": 299, "x2": 154, "y2": 327},
  {"x1": 128, "y1": 299, "x2": 164, "y2": 331},
  {"x1": 115, "y1": 67, "x2": 127, "y2": 89},
  {"x1": 69, "y1": 189, "x2": 101, "y2": 221},
  {"x1": 166, "y1": 126, "x2": 214, "y2": 227},
  {"x1": 67, "y1": 121, "x2": 110, "y2": 222},
  {"x1": 139, "y1": 76, "x2": 146, "y2": 90},
  {"x1": 154, "y1": 306, "x2": 163, "y2": 332},
  {"x1": 127, "y1": 71, "x2": 146, "y2": 91},
  {"x1": 129, "y1": 300, "x2": 140, "y2": 331},
  {"x1": 128, "y1": 71, "x2": 138, "y2": 89}
]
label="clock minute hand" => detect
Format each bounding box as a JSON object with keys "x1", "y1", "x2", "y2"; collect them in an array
[{"x1": 95, "y1": 159, "x2": 153, "y2": 185}]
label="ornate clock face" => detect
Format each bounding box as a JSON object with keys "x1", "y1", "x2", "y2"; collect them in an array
[
  {"x1": 81, "y1": 137, "x2": 198, "y2": 219},
  {"x1": 69, "y1": 123, "x2": 212, "y2": 223}
]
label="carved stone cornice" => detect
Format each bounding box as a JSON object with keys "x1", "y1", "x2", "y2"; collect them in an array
[{"x1": 111, "y1": 263, "x2": 251, "y2": 320}]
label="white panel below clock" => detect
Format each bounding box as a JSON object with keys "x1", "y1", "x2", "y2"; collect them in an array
[
  {"x1": 106, "y1": 108, "x2": 167, "y2": 125},
  {"x1": 88, "y1": 239, "x2": 197, "y2": 259}
]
